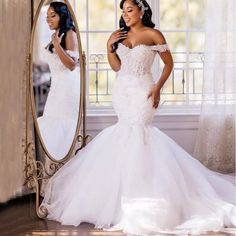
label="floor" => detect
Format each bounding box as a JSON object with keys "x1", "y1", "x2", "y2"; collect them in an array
[{"x1": 0, "y1": 194, "x2": 234, "y2": 236}]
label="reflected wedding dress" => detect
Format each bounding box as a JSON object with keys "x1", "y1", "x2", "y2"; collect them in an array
[
  {"x1": 41, "y1": 43, "x2": 236, "y2": 235},
  {"x1": 37, "y1": 48, "x2": 80, "y2": 159}
]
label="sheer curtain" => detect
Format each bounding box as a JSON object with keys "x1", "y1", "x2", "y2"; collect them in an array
[{"x1": 194, "y1": 0, "x2": 236, "y2": 173}]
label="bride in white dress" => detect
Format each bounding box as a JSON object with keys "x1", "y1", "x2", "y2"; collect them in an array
[
  {"x1": 41, "y1": 0, "x2": 236, "y2": 235},
  {"x1": 37, "y1": 2, "x2": 80, "y2": 160}
]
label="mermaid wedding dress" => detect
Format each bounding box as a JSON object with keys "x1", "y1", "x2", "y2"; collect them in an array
[
  {"x1": 41, "y1": 43, "x2": 236, "y2": 235},
  {"x1": 37, "y1": 48, "x2": 80, "y2": 160}
]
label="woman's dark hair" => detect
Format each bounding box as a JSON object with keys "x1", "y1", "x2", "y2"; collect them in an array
[
  {"x1": 112, "y1": 0, "x2": 155, "y2": 52},
  {"x1": 48, "y1": 2, "x2": 75, "y2": 53}
]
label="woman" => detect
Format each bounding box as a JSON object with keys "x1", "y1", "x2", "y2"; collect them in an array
[
  {"x1": 37, "y1": 2, "x2": 80, "y2": 160},
  {"x1": 41, "y1": 0, "x2": 236, "y2": 235}
]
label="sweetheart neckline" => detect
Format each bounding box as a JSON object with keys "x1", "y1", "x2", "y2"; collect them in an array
[{"x1": 119, "y1": 43, "x2": 156, "y2": 50}]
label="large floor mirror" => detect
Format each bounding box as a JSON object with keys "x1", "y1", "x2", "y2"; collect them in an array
[{"x1": 24, "y1": 0, "x2": 87, "y2": 218}]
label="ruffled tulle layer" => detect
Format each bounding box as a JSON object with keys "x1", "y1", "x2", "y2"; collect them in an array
[
  {"x1": 37, "y1": 116, "x2": 77, "y2": 159},
  {"x1": 41, "y1": 123, "x2": 236, "y2": 235}
]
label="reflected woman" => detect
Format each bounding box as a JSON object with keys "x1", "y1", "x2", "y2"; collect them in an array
[
  {"x1": 37, "y1": 2, "x2": 80, "y2": 160},
  {"x1": 41, "y1": 0, "x2": 236, "y2": 235}
]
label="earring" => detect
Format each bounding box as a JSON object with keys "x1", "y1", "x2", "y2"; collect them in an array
[{"x1": 140, "y1": 15, "x2": 143, "y2": 19}]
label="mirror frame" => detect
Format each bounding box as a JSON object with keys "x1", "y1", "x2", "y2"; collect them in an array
[{"x1": 29, "y1": 0, "x2": 85, "y2": 163}]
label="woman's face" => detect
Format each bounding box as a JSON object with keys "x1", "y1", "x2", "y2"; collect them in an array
[
  {"x1": 46, "y1": 7, "x2": 60, "y2": 30},
  {"x1": 122, "y1": 0, "x2": 143, "y2": 27}
]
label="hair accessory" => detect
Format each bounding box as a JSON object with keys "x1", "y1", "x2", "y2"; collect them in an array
[{"x1": 135, "y1": 0, "x2": 148, "y2": 11}]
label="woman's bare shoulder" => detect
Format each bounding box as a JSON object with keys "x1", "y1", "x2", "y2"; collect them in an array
[
  {"x1": 144, "y1": 28, "x2": 166, "y2": 44},
  {"x1": 65, "y1": 30, "x2": 78, "y2": 50},
  {"x1": 66, "y1": 29, "x2": 77, "y2": 38}
]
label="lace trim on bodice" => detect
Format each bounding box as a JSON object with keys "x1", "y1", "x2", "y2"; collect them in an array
[
  {"x1": 43, "y1": 48, "x2": 79, "y2": 74},
  {"x1": 117, "y1": 44, "x2": 169, "y2": 77},
  {"x1": 66, "y1": 50, "x2": 79, "y2": 59},
  {"x1": 119, "y1": 43, "x2": 170, "y2": 52},
  {"x1": 150, "y1": 44, "x2": 170, "y2": 53}
]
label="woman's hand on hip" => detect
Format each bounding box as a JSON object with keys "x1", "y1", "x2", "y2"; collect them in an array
[{"x1": 148, "y1": 85, "x2": 161, "y2": 109}]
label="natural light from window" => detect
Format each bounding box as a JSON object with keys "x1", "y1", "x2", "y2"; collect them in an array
[{"x1": 73, "y1": 0, "x2": 205, "y2": 108}]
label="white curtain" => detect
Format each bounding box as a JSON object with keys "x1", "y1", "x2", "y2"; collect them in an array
[{"x1": 194, "y1": 0, "x2": 236, "y2": 173}]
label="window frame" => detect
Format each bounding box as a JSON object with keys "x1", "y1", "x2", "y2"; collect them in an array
[{"x1": 73, "y1": 0, "x2": 204, "y2": 115}]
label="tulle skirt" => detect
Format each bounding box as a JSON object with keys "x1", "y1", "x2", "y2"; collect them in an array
[
  {"x1": 41, "y1": 122, "x2": 236, "y2": 235},
  {"x1": 37, "y1": 116, "x2": 77, "y2": 159}
]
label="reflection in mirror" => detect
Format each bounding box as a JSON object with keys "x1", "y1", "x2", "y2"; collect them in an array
[{"x1": 33, "y1": 1, "x2": 80, "y2": 160}]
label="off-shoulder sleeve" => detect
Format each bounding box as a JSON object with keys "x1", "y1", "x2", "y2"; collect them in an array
[
  {"x1": 66, "y1": 50, "x2": 80, "y2": 58},
  {"x1": 151, "y1": 44, "x2": 170, "y2": 53}
]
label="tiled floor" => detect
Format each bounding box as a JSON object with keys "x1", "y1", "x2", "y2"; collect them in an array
[{"x1": 0, "y1": 194, "x2": 234, "y2": 236}]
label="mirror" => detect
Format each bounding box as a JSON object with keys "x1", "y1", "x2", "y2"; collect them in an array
[{"x1": 30, "y1": 0, "x2": 84, "y2": 162}]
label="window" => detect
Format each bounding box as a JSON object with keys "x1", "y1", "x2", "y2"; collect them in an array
[
  {"x1": 74, "y1": 0, "x2": 205, "y2": 108},
  {"x1": 159, "y1": 0, "x2": 205, "y2": 106}
]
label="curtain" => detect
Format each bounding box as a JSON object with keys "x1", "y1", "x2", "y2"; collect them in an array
[
  {"x1": 194, "y1": 0, "x2": 236, "y2": 173},
  {"x1": 0, "y1": 0, "x2": 32, "y2": 202}
]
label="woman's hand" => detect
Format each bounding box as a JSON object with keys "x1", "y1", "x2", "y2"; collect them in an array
[
  {"x1": 107, "y1": 28, "x2": 127, "y2": 52},
  {"x1": 51, "y1": 30, "x2": 64, "y2": 47},
  {"x1": 147, "y1": 85, "x2": 161, "y2": 109}
]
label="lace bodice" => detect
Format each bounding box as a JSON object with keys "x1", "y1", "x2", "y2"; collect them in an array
[
  {"x1": 41, "y1": 48, "x2": 80, "y2": 118},
  {"x1": 43, "y1": 48, "x2": 79, "y2": 77},
  {"x1": 112, "y1": 44, "x2": 169, "y2": 127},
  {"x1": 116, "y1": 43, "x2": 169, "y2": 77}
]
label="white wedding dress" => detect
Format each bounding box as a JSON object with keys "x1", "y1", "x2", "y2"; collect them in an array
[
  {"x1": 37, "y1": 48, "x2": 80, "y2": 160},
  {"x1": 41, "y1": 43, "x2": 236, "y2": 235}
]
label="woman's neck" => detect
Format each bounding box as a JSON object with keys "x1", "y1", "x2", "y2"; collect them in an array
[{"x1": 129, "y1": 22, "x2": 145, "y2": 33}]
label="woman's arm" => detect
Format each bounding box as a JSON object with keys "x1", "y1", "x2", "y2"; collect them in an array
[
  {"x1": 107, "y1": 28, "x2": 127, "y2": 72},
  {"x1": 53, "y1": 30, "x2": 78, "y2": 71},
  {"x1": 148, "y1": 30, "x2": 174, "y2": 108},
  {"x1": 107, "y1": 50, "x2": 121, "y2": 72},
  {"x1": 155, "y1": 50, "x2": 173, "y2": 87}
]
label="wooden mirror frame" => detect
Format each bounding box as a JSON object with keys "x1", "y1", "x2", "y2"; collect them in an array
[
  {"x1": 30, "y1": 0, "x2": 84, "y2": 162},
  {"x1": 24, "y1": 0, "x2": 87, "y2": 218}
]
